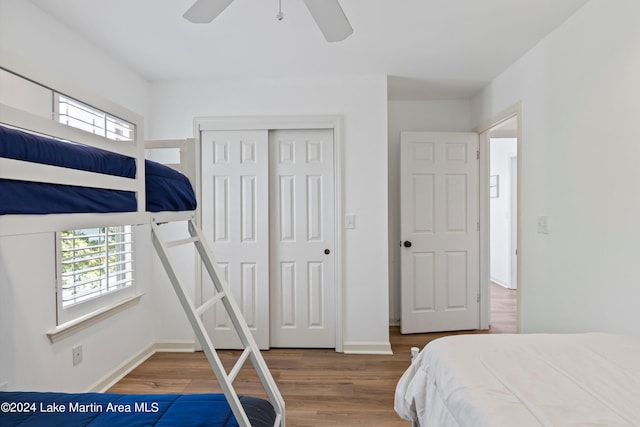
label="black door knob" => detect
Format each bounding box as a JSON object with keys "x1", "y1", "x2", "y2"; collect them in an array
[
  {"x1": 403, "y1": 241, "x2": 412, "y2": 248},
  {"x1": 324, "y1": 249, "x2": 331, "y2": 255}
]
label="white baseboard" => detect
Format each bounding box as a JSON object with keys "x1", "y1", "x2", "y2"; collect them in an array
[
  {"x1": 154, "y1": 340, "x2": 197, "y2": 352},
  {"x1": 490, "y1": 277, "x2": 511, "y2": 289},
  {"x1": 89, "y1": 340, "x2": 196, "y2": 392},
  {"x1": 343, "y1": 341, "x2": 393, "y2": 355}
]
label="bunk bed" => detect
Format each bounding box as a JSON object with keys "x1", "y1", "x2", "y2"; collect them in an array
[
  {"x1": 0, "y1": 50, "x2": 285, "y2": 427},
  {"x1": 394, "y1": 333, "x2": 640, "y2": 427}
]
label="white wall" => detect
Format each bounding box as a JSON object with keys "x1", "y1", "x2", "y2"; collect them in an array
[
  {"x1": 0, "y1": 0, "x2": 149, "y2": 117},
  {"x1": 0, "y1": 0, "x2": 153, "y2": 391},
  {"x1": 149, "y1": 75, "x2": 391, "y2": 350},
  {"x1": 387, "y1": 100, "x2": 473, "y2": 324},
  {"x1": 489, "y1": 138, "x2": 517, "y2": 288},
  {"x1": 472, "y1": 0, "x2": 640, "y2": 334}
]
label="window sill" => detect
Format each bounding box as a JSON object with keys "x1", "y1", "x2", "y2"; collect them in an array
[{"x1": 47, "y1": 294, "x2": 144, "y2": 343}]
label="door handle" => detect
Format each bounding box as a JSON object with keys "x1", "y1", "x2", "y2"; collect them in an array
[
  {"x1": 403, "y1": 241, "x2": 412, "y2": 248},
  {"x1": 324, "y1": 249, "x2": 331, "y2": 255}
]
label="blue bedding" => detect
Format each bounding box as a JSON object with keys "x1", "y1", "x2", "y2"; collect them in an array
[
  {"x1": 0, "y1": 392, "x2": 275, "y2": 426},
  {"x1": 0, "y1": 125, "x2": 197, "y2": 215}
]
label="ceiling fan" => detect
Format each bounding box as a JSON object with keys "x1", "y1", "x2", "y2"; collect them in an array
[{"x1": 183, "y1": 0, "x2": 353, "y2": 42}]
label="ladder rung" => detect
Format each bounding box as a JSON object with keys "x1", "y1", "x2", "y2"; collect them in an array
[
  {"x1": 196, "y1": 292, "x2": 225, "y2": 316},
  {"x1": 228, "y1": 347, "x2": 253, "y2": 384},
  {"x1": 164, "y1": 236, "x2": 200, "y2": 248}
]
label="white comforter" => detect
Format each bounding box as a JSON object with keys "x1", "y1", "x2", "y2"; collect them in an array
[{"x1": 395, "y1": 333, "x2": 640, "y2": 426}]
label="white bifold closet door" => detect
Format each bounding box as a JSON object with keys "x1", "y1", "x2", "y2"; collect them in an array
[{"x1": 201, "y1": 128, "x2": 335, "y2": 349}]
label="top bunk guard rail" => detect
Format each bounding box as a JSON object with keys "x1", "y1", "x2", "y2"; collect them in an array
[
  {"x1": 0, "y1": 50, "x2": 197, "y2": 236},
  {"x1": 144, "y1": 138, "x2": 198, "y2": 187},
  {"x1": 0, "y1": 103, "x2": 143, "y2": 197}
]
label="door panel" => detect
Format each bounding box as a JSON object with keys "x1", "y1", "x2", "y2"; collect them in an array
[
  {"x1": 269, "y1": 129, "x2": 335, "y2": 348},
  {"x1": 401, "y1": 132, "x2": 479, "y2": 333},
  {"x1": 201, "y1": 130, "x2": 270, "y2": 349}
]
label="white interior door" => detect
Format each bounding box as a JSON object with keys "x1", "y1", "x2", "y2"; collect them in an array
[
  {"x1": 400, "y1": 132, "x2": 480, "y2": 333},
  {"x1": 201, "y1": 130, "x2": 270, "y2": 349},
  {"x1": 269, "y1": 129, "x2": 335, "y2": 348}
]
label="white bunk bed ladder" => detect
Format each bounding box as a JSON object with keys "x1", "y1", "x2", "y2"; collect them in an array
[{"x1": 150, "y1": 218, "x2": 285, "y2": 427}]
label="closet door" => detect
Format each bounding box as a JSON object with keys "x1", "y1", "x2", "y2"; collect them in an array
[
  {"x1": 201, "y1": 130, "x2": 270, "y2": 349},
  {"x1": 269, "y1": 129, "x2": 335, "y2": 348}
]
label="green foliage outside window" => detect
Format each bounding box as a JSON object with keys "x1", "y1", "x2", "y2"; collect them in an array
[{"x1": 60, "y1": 227, "x2": 133, "y2": 306}]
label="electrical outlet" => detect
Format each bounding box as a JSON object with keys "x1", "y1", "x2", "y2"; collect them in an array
[
  {"x1": 72, "y1": 345, "x2": 83, "y2": 366},
  {"x1": 0, "y1": 382, "x2": 8, "y2": 391}
]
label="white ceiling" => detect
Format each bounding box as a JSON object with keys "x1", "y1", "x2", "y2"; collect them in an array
[{"x1": 30, "y1": 0, "x2": 589, "y2": 100}]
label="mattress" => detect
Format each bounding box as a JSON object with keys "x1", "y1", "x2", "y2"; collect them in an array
[
  {"x1": 0, "y1": 125, "x2": 197, "y2": 214},
  {"x1": 0, "y1": 391, "x2": 275, "y2": 427},
  {"x1": 394, "y1": 333, "x2": 640, "y2": 427}
]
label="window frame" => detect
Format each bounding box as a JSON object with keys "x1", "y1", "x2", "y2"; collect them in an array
[
  {"x1": 54, "y1": 93, "x2": 135, "y2": 141},
  {"x1": 56, "y1": 225, "x2": 137, "y2": 325}
]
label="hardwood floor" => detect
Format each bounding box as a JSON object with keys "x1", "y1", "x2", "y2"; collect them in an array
[
  {"x1": 109, "y1": 289, "x2": 516, "y2": 426},
  {"x1": 109, "y1": 328, "x2": 474, "y2": 426},
  {"x1": 489, "y1": 281, "x2": 517, "y2": 334}
]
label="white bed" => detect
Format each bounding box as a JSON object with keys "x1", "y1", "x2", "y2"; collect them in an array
[{"x1": 395, "y1": 333, "x2": 640, "y2": 426}]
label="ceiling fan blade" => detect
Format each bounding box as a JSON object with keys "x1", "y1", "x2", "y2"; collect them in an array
[
  {"x1": 302, "y1": 0, "x2": 353, "y2": 42},
  {"x1": 183, "y1": 0, "x2": 234, "y2": 23}
]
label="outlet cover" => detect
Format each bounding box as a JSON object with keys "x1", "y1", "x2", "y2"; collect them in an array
[{"x1": 72, "y1": 345, "x2": 83, "y2": 366}]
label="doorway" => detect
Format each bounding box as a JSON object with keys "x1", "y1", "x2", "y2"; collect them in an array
[{"x1": 483, "y1": 114, "x2": 519, "y2": 333}]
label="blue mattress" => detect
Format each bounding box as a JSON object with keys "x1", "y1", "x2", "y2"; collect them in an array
[
  {"x1": 0, "y1": 392, "x2": 275, "y2": 426},
  {"x1": 0, "y1": 125, "x2": 197, "y2": 215}
]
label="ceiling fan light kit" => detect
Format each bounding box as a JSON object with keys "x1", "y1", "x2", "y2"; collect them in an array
[{"x1": 183, "y1": 0, "x2": 353, "y2": 42}]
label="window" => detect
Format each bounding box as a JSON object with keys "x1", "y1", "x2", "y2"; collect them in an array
[
  {"x1": 58, "y1": 227, "x2": 134, "y2": 308},
  {"x1": 55, "y1": 93, "x2": 135, "y2": 141},
  {"x1": 54, "y1": 94, "x2": 137, "y2": 325}
]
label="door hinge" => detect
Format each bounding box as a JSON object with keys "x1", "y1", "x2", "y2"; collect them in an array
[
  {"x1": 477, "y1": 293, "x2": 481, "y2": 303},
  {"x1": 477, "y1": 221, "x2": 480, "y2": 232},
  {"x1": 476, "y1": 150, "x2": 480, "y2": 160}
]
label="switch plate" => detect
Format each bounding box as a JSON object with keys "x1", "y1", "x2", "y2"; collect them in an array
[
  {"x1": 537, "y1": 216, "x2": 549, "y2": 234},
  {"x1": 345, "y1": 214, "x2": 356, "y2": 229}
]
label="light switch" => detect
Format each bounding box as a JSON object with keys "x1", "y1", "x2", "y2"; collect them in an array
[
  {"x1": 345, "y1": 214, "x2": 356, "y2": 229},
  {"x1": 537, "y1": 215, "x2": 549, "y2": 234}
]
